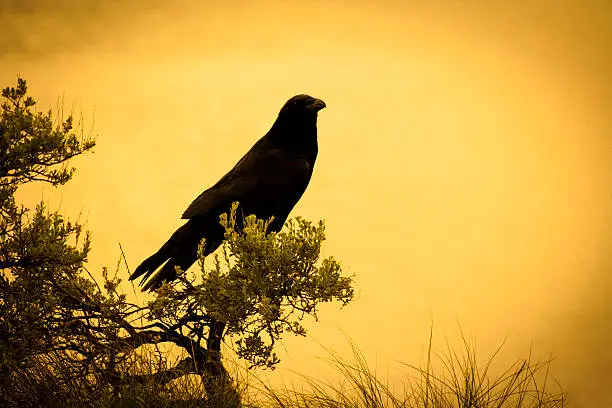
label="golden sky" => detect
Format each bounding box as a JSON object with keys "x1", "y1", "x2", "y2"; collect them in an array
[{"x1": 2, "y1": 0, "x2": 611, "y2": 405}]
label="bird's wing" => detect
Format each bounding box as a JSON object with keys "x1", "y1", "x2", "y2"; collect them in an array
[{"x1": 181, "y1": 146, "x2": 310, "y2": 219}]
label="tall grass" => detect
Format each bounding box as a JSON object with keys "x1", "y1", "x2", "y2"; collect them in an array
[
  {"x1": 244, "y1": 333, "x2": 565, "y2": 408},
  {"x1": 3, "y1": 334, "x2": 565, "y2": 407}
]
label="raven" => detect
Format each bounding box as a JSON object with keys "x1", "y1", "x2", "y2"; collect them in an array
[{"x1": 130, "y1": 94, "x2": 326, "y2": 291}]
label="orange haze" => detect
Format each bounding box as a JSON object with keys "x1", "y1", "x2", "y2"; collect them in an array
[{"x1": 1, "y1": 1, "x2": 611, "y2": 405}]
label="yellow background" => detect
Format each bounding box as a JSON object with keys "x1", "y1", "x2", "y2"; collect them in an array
[{"x1": 2, "y1": 1, "x2": 611, "y2": 405}]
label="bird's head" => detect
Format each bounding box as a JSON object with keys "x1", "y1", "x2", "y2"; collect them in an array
[
  {"x1": 278, "y1": 94, "x2": 326, "y2": 118},
  {"x1": 270, "y1": 94, "x2": 325, "y2": 151}
]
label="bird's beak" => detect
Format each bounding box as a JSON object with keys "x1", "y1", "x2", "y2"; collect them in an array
[{"x1": 310, "y1": 98, "x2": 326, "y2": 112}]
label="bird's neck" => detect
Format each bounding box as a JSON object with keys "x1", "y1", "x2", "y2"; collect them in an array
[{"x1": 269, "y1": 117, "x2": 319, "y2": 156}]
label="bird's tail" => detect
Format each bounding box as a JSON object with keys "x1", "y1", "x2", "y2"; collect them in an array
[
  {"x1": 140, "y1": 258, "x2": 183, "y2": 291},
  {"x1": 130, "y1": 219, "x2": 212, "y2": 291},
  {"x1": 129, "y1": 250, "x2": 169, "y2": 287}
]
